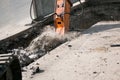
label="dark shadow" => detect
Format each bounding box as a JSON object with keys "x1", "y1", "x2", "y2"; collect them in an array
[
  {"x1": 82, "y1": 23, "x2": 120, "y2": 34},
  {"x1": 38, "y1": 69, "x2": 45, "y2": 73},
  {"x1": 111, "y1": 44, "x2": 120, "y2": 47}
]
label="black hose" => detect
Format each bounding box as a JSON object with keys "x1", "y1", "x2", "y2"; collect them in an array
[{"x1": 30, "y1": 0, "x2": 35, "y2": 23}]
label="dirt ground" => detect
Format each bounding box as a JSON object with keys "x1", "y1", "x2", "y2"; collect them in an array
[{"x1": 22, "y1": 21, "x2": 120, "y2": 80}]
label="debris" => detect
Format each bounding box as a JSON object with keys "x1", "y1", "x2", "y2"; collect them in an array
[
  {"x1": 93, "y1": 71, "x2": 97, "y2": 74},
  {"x1": 12, "y1": 48, "x2": 34, "y2": 67},
  {"x1": 31, "y1": 66, "x2": 40, "y2": 75},
  {"x1": 56, "y1": 55, "x2": 59, "y2": 58},
  {"x1": 111, "y1": 44, "x2": 120, "y2": 47},
  {"x1": 68, "y1": 45, "x2": 72, "y2": 47},
  {"x1": 36, "y1": 63, "x2": 40, "y2": 65},
  {"x1": 74, "y1": 71, "x2": 77, "y2": 72},
  {"x1": 117, "y1": 62, "x2": 119, "y2": 64}
]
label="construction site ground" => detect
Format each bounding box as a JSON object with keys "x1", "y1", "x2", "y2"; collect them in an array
[{"x1": 22, "y1": 21, "x2": 120, "y2": 80}]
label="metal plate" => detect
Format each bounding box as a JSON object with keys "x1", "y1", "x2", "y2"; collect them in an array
[
  {"x1": 33, "y1": 0, "x2": 79, "y2": 19},
  {"x1": 33, "y1": 0, "x2": 56, "y2": 18}
]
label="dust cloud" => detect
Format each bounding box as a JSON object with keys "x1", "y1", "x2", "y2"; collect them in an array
[{"x1": 12, "y1": 25, "x2": 80, "y2": 66}]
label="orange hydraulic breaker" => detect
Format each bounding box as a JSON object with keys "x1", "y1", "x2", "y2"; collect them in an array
[{"x1": 54, "y1": 0, "x2": 72, "y2": 35}]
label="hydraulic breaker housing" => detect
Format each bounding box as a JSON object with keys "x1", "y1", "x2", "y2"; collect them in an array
[{"x1": 54, "y1": 0, "x2": 72, "y2": 35}]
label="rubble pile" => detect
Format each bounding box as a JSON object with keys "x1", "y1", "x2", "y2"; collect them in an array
[{"x1": 12, "y1": 26, "x2": 80, "y2": 67}]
